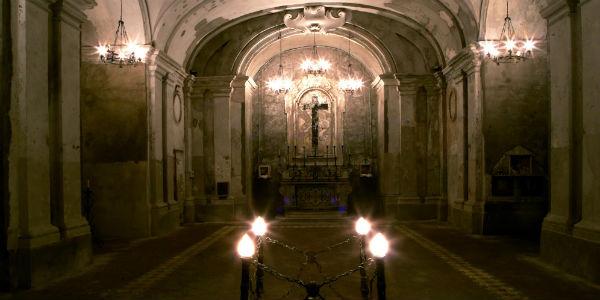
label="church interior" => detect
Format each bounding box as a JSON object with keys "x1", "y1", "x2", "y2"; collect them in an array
[{"x1": 1, "y1": 0, "x2": 600, "y2": 299}]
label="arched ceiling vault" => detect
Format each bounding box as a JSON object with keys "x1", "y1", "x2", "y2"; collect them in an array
[
  {"x1": 83, "y1": 1, "x2": 548, "y2": 71},
  {"x1": 234, "y1": 28, "x2": 393, "y2": 78},
  {"x1": 188, "y1": 11, "x2": 439, "y2": 77},
  {"x1": 157, "y1": 0, "x2": 479, "y2": 66}
]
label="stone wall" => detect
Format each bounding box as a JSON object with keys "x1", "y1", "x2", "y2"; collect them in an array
[
  {"x1": 81, "y1": 63, "x2": 150, "y2": 239},
  {"x1": 481, "y1": 54, "x2": 549, "y2": 235}
]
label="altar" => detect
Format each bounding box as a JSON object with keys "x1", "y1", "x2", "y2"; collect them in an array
[
  {"x1": 278, "y1": 86, "x2": 352, "y2": 213},
  {"x1": 279, "y1": 158, "x2": 352, "y2": 212}
]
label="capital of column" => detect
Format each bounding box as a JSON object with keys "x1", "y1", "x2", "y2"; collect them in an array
[
  {"x1": 148, "y1": 50, "x2": 188, "y2": 84},
  {"x1": 52, "y1": 0, "x2": 97, "y2": 26},
  {"x1": 442, "y1": 43, "x2": 481, "y2": 81},
  {"x1": 371, "y1": 73, "x2": 401, "y2": 90},
  {"x1": 540, "y1": 0, "x2": 578, "y2": 21},
  {"x1": 193, "y1": 75, "x2": 236, "y2": 98}
]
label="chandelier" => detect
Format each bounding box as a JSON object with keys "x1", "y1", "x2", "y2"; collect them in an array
[
  {"x1": 96, "y1": 0, "x2": 147, "y2": 66},
  {"x1": 300, "y1": 33, "x2": 331, "y2": 75},
  {"x1": 267, "y1": 31, "x2": 294, "y2": 94},
  {"x1": 479, "y1": 1, "x2": 535, "y2": 65},
  {"x1": 338, "y1": 33, "x2": 363, "y2": 94}
]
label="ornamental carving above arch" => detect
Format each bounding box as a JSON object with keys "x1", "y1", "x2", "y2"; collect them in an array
[{"x1": 284, "y1": 6, "x2": 351, "y2": 34}]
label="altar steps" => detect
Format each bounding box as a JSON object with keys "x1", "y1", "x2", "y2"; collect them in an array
[{"x1": 277, "y1": 211, "x2": 350, "y2": 223}]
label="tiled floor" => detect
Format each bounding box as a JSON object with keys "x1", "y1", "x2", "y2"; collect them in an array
[{"x1": 3, "y1": 219, "x2": 600, "y2": 299}]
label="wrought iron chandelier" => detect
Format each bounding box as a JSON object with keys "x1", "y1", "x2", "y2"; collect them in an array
[
  {"x1": 96, "y1": 0, "x2": 147, "y2": 66},
  {"x1": 267, "y1": 31, "x2": 294, "y2": 94},
  {"x1": 338, "y1": 33, "x2": 363, "y2": 94},
  {"x1": 479, "y1": 1, "x2": 535, "y2": 65},
  {"x1": 300, "y1": 33, "x2": 331, "y2": 75}
]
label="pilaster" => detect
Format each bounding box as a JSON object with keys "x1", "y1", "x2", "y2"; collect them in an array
[
  {"x1": 146, "y1": 50, "x2": 188, "y2": 235},
  {"x1": 442, "y1": 45, "x2": 486, "y2": 233},
  {"x1": 372, "y1": 74, "x2": 401, "y2": 214},
  {"x1": 50, "y1": 0, "x2": 95, "y2": 240},
  {"x1": 540, "y1": 0, "x2": 600, "y2": 284},
  {"x1": 8, "y1": 0, "x2": 96, "y2": 288},
  {"x1": 192, "y1": 75, "x2": 251, "y2": 221}
]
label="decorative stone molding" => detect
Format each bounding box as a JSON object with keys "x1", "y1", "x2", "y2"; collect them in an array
[
  {"x1": 371, "y1": 73, "x2": 401, "y2": 90},
  {"x1": 192, "y1": 75, "x2": 236, "y2": 98},
  {"x1": 284, "y1": 6, "x2": 350, "y2": 34},
  {"x1": 539, "y1": 0, "x2": 578, "y2": 21},
  {"x1": 442, "y1": 43, "x2": 481, "y2": 81},
  {"x1": 148, "y1": 50, "x2": 188, "y2": 83}
]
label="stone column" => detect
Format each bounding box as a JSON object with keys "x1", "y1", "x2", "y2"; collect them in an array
[
  {"x1": 442, "y1": 46, "x2": 486, "y2": 233},
  {"x1": 188, "y1": 75, "x2": 258, "y2": 221},
  {"x1": 183, "y1": 75, "x2": 196, "y2": 223},
  {"x1": 464, "y1": 51, "x2": 486, "y2": 230},
  {"x1": 372, "y1": 74, "x2": 401, "y2": 217},
  {"x1": 147, "y1": 51, "x2": 167, "y2": 212},
  {"x1": 9, "y1": 0, "x2": 61, "y2": 253},
  {"x1": 541, "y1": 0, "x2": 600, "y2": 283},
  {"x1": 576, "y1": 0, "x2": 600, "y2": 239},
  {"x1": 397, "y1": 76, "x2": 419, "y2": 203},
  {"x1": 8, "y1": 0, "x2": 95, "y2": 287},
  {"x1": 50, "y1": 0, "x2": 94, "y2": 240},
  {"x1": 147, "y1": 51, "x2": 188, "y2": 234},
  {"x1": 424, "y1": 82, "x2": 443, "y2": 217},
  {"x1": 230, "y1": 77, "x2": 246, "y2": 206},
  {"x1": 541, "y1": 0, "x2": 578, "y2": 236}
]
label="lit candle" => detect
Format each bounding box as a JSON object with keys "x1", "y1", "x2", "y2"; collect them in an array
[
  {"x1": 251, "y1": 217, "x2": 267, "y2": 296},
  {"x1": 355, "y1": 218, "x2": 371, "y2": 298},
  {"x1": 369, "y1": 233, "x2": 389, "y2": 300},
  {"x1": 237, "y1": 234, "x2": 255, "y2": 300}
]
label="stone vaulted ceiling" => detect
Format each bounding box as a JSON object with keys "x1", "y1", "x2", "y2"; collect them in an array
[{"x1": 83, "y1": 0, "x2": 546, "y2": 69}]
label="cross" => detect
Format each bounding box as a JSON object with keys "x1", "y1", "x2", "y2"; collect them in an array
[{"x1": 302, "y1": 95, "x2": 328, "y2": 155}]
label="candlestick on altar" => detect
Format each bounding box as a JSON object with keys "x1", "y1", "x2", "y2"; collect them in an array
[
  {"x1": 286, "y1": 146, "x2": 290, "y2": 168},
  {"x1": 326, "y1": 146, "x2": 329, "y2": 166}
]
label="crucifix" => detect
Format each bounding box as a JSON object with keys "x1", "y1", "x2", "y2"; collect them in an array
[{"x1": 302, "y1": 95, "x2": 328, "y2": 156}]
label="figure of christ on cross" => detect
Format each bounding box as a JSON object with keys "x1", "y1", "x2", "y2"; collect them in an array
[{"x1": 302, "y1": 95, "x2": 329, "y2": 156}]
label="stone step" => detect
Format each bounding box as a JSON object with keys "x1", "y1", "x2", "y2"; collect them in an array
[{"x1": 277, "y1": 211, "x2": 350, "y2": 223}]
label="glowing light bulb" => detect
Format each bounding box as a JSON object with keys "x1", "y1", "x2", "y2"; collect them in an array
[
  {"x1": 479, "y1": 41, "x2": 499, "y2": 58},
  {"x1": 133, "y1": 45, "x2": 148, "y2": 61},
  {"x1": 251, "y1": 217, "x2": 268, "y2": 236},
  {"x1": 317, "y1": 58, "x2": 331, "y2": 71},
  {"x1": 524, "y1": 39, "x2": 535, "y2": 52},
  {"x1": 301, "y1": 59, "x2": 313, "y2": 71},
  {"x1": 369, "y1": 232, "x2": 389, "y2": 258},
  {"x1": 96, "y1": 44, "x2": 109, "y2": 56},
  {"x1": 237, "y1": 234, "x2": 255, "y2": 258},
  {"x1": 355, "y1": 217, "x2": 371, "y2": 235},
  {"x1": 505, "y1": 38, "x2": 516, "y2": 52}
]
